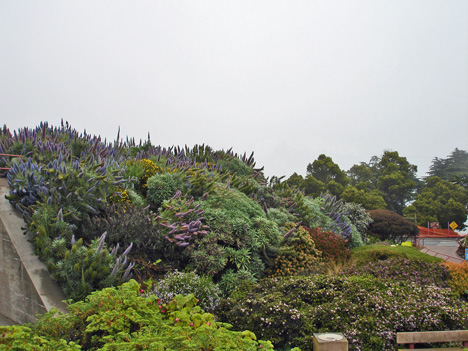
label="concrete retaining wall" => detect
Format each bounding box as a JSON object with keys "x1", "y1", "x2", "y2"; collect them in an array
[{"x1": 0, "y1": 179, "x2": 67, "y2": 324}]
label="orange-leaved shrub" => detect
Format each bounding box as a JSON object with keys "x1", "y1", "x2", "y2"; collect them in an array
[{"x1": 443, "y1": 261, "x2": 468, "y2": 296}]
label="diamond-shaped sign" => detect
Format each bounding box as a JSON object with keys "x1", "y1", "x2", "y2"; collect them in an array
[{"x1": 450, "y1": 221, "x2": 458, "y2": 230}]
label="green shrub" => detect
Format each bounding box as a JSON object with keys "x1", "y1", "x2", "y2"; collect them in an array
[
  {"x1": 266, "y1": 207, "x2": 296, "y2": 228},
  {"x1": 218, "y1": 269, "x2": 257, "y2": 296},
  {"x1": 203, "y1": 184, "x2": 265, "y2": 222},
  {"x1": 124, "y1": 159, "x2": 160, "y2": 195},
  {"x1": 267, "y1": 225, "x2": 322, "y2": 278},
  {"x1": 342, "y1": 202, "x2": 373, "y2": 237},
  {"x1": 147, "y1": 173, "x2": 184, "y2": 209},
  {"x1": 0, "y1": 325, "x2": 80, "y2": 350},
  {"x1": 126, "y1": 188, "x2": 146, "y2": 207},
  {"x1": 149, "y1": 270, "x2": 222, "y2": 312},
  {"x1": 52, "y1": 234, "x2": 134, "y2": 301},
  {"x1": 0, "y1": 280, "x2": 276, "y2": 351},
  {"x1": 219, "y1": 156, "x2": 253, "y2": 177}
]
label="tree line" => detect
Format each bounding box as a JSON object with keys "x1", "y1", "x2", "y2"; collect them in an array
[{"x1": 286, "y1": 148, "x2": 468, "y2": 230}]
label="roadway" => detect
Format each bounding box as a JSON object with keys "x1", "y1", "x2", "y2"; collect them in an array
[{"x1": 418, "y1": 237, "x2": 465, "y2": 263}]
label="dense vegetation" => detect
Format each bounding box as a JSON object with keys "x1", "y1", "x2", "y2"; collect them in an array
[
  {"x1": 287, "y1": 149, "x2": 468, "y2": 229},
  {"x1": 1, "y1": 122, "x2": 468, "y2": 351}
]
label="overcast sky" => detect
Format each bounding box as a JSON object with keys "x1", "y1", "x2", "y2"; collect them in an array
[{"x1": 1, "y1": 1, "x2": 467, "y2": 179}]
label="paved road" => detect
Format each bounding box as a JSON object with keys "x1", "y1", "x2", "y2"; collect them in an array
[{"x1": 418, "y1": 237, "x2": 464, "y2": 263}]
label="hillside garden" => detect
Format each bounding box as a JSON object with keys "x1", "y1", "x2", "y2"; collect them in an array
[{"x1": 1, "y1": 122, "x2": 468, "y2": 351}]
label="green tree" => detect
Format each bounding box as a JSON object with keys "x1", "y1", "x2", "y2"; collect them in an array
[
  {"x1": 427, "y1": 148, "x2": 468, "y2": 197},
  {"x1": 404, "y1": 176, "x2": 468, "y2": 230},
  {"x1": 347, "y1": 151, "x2": 419, "y2": 214},
  {"x1": 375, "y1": 151, "x2": 419, "y2": 214},
  {"x1": 306, "y1": 154, "x2": 348, "y2": 196},
  {"x1": 307, "y1": 154, "x2": 348, "y2": 184},
  {"x1": 347, "y1": 162, "x2": 376, "y2": 191},
  {"x1": 285, "y1": 172, "x2": 304, "y2": 189},
  {"x1": 341, "y1": 186, "x2": 387, "y2": 210},
  {"x1": 302, "y1": 174, "x2": 326, "y2": 197},
  {"x1": 428, "y1": 148, "x2": 468, "y2": 180}
]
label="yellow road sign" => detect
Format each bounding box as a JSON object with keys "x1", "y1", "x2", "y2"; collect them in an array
[{"x1": 450, "y1": 221, "x2": 458, "y2": 230}]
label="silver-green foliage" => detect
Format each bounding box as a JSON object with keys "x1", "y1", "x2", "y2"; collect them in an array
[{"x1": 150, "y1": 270, "x2": 222, "y2": 312}]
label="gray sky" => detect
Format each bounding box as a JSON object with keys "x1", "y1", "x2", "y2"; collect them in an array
[{"x1": 1, "y1": 0, "x2": 467, "y2": 179}]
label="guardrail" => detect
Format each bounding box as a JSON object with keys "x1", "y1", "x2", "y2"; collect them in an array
[
  {"x1": 419, "y1": 246, "x2": 465, "y2": 263},
  {"x1": 0, "y1": 154, "x2": 22, "y2": 170}
]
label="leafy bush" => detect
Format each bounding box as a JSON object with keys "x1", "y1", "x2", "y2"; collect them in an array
[
  {"x1": 366, "y1": 209, "x2": 419, "y2": 244},
  {"x1": 266, "y1": 208, "x2": 296, "y2": 227},
  {"x1": 147, "y1": 172, "x2": 184, "y2": 209},
  {"x1": 194, "y1": 185, "x2": 282, "y2": 288},
  {"x1": 304, "y1": 227, "x2": 351, "y2": 263},
  {"x1": 148, "y1": 270, "x2": 222, "y2": 312},
  {"x1": 216, "y1": 275, "x2": 468, "y2": 351},
  {"x1": 267, "y1": 225, "x2": 321, "y2": 278},
  {"x1": 342, "y1": 202, "x2": 373, "y2": 237},
  {"x1": 443, "y1": 261, "x2": 468, "y2": 297},
  {"x1": 52, "y1": 234, "x2": 134, "y2": 301},
  {"x1": 83, "y1": 203, "x2": 160, "y2": 260},
  {"x1": 0, "y1": 280, "x2": 275, "y2": 351},
  {"x1": 218, "y1": 269, "x2": 257, "y2": 296},
  {"x1": 124, "y1": 158, "x2": 159, "y2": 195},
  {"x1": 218, "y1": 156, "x2": 254, "y2": 177}
]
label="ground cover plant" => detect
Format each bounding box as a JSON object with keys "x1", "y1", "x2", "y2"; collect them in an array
[{"x1": 216, "y1": 274, "x2": 468, "y2": 351}]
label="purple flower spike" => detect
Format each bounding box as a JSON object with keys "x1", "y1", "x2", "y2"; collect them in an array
[
  {"x1": 123, "y1": 242, "x2": 133, "y2": 255},
  {"x1": 175, "y1": 242, "x2": 189, "y2": 247}
]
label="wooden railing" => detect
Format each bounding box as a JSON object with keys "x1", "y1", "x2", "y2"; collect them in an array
[
  {"x1": 397, "y1": 330, "x2": 468, "y2": 350},
  {"x1": 0, "y1": 153, "x2": 22, "y2": 170}
]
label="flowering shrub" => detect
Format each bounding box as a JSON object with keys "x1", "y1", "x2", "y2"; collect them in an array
[
  {"x1": 149, "y1": 270, "x2": 222, "y2": 312},
  {"x1": 216, "y1": 275, "x2": 468, "y2": 351},
  {"x1": 443, "y1": 261, "x2": 468, "y2": 296},
  {"x1": 124, "y1": 158, "x2": 159, "y2": 195},
  {"x1": 108, "y1": 188, "x2": 132, "y2": 207},
  {"x1": 83, "y1": 203, "x2": 160, "y2": 261},
  {"x1": 344, "y1": 257, "x2": 449, "y2": 288},
  {"x1": 52, "y1": 234, "x2": 134, "y2": 301}
]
